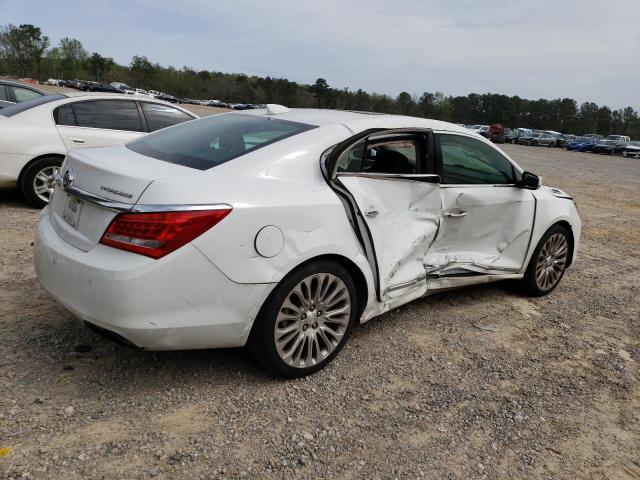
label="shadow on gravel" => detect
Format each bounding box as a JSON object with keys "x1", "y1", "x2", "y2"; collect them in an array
[
  {"x1": 0, "y1": 189, "x2": 32, "y2": 209},
  {"x1": 17, "y1": 279, "x2": 525, "y2": 399}
]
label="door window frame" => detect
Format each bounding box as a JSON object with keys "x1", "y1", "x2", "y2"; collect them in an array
[
  {"x1": 138, "y1": 101, "x2": 196, "y2": 132},
  {"x1": 327, "y1": 128, "x2": 438, "y2": 182},
  {"x1": 52, "y1": 99, "x2": 196, "y2": 134},
  {"x1": 434, "y1": 131, "x2": 523, "y2": 188}
]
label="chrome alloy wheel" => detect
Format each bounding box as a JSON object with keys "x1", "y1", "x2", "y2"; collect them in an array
[
  {"x1": 274, "y1": 273, "x2": 351, "y2": 368},
  {"x1": 535, "y1": 233, "x2": 568, "y2": 291},
  {"x1": 33, "y1": 165, "x2": 60, "y2": 204}
]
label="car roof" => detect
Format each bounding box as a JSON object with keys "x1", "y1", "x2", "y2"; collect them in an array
[
  {"x1": 57, "y1": 91, "x2": 195, "y2": 112},
  {"x1": 0, "y1": 79, "x2": 44, "y2": 93},
  {"x1": 238, "y1": 107, "x2": 472, "y2": 135}
]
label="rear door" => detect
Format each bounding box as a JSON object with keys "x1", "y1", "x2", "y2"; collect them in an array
[
  {"x1": 329, "y1": 130, "x2": 442, "y2": 300},
  {"x1": 54, "y1": 99, "x2": 146, "y2": 149},
  {"x1": 426, "y1": 132, "x2": 535, "y2": 275}
]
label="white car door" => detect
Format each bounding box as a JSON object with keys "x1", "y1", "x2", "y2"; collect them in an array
[
  {"x1": 425, "y1": 132, "x2": 536, "y2": 275},
  {"x1": 54, "y1": 99, "x2": 146, "y2": 150},
  {"x1": 331, "y1": 131, "x2": 442, "y2": 300}
]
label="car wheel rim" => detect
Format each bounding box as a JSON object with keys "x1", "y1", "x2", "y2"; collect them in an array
[
  {"x1": 33, "y1": 166, "x2": 59, "y2": 204},
  {"x1": 535, "y1": 233, "x2": 568, "y2": 291},
  {"x1": 274, "y1": 273, "x2": 351, "y2": 369}
]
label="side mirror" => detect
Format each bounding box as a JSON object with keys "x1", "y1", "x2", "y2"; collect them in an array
[{"x1": 520, "y1": 171, "x2": 540, "y2": 190}]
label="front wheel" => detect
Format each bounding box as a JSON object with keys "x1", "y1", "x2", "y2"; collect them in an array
[
  {"x1": 248, "y1": 260, "x2": 358, "y2": 377},
  {"x1": 20, "y1": 157, "x2": 63, "y2": 208},
  {"x1": 519, "y1": 225, "x2": 571, "y2": 296}
]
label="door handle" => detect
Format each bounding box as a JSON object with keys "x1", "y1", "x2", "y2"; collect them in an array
[
  {"x1": 445, "y1": 208, "x2": 467, "y2": 218},
  {"x1": 70, "y1": 137, "x2": 86, "y2": 144},
  {"x1": 364, "y1": 206, "x2": 379, "y2": 217}
]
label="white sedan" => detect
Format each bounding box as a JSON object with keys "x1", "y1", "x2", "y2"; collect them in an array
[
  {"x1": 34, "y1": 106, "x2": 581, "y2": 376},
  {"x1": 0, "y1": 92, "x2": 197, "y2": 207}
]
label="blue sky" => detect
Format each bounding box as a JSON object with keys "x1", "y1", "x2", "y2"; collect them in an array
[{"x1": 3, "y1": 0, "x2": 639, "y2": 109}]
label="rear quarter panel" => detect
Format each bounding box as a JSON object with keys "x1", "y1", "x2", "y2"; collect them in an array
[
  {"x1": 0, "y1": 106, "x2": 66, "y2": 186},
  {"x1": 136, "y1": 123, "x2": 376, "y2": 294}
]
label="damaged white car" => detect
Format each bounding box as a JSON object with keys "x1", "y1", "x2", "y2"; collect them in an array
[{"x1": 34, "y1": 106, "x2": 581, "y2": 376}]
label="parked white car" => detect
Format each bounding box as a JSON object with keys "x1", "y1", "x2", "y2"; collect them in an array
[
  {"x1": 467, "y1": 124, "x2": 490, "y2": 135},
  {"x1": 34, "y1": 106, "x2": 581, "y2": 376},
  {"x1": 0, "y1": 92, "x2": 197, "y2": 206}
]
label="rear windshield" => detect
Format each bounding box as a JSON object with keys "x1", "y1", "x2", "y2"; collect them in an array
[
  {"x1": 127, "y1": 113, "x2": 316, "y2": 170},
  {"x1": 0, "y1": 94, "x2": 65, "y2": 117}
]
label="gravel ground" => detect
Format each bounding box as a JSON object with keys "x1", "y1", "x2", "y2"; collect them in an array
[{"x1": 0, "y1": 145, "x2": 638, "y2": 479}]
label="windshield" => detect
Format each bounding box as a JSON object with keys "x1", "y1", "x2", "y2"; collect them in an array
[
  {"x1": 127, "y1": 113, "x2": 316, "y2": 170},
  {"x1": 629, "y1": 141, "x2": 640, "y2": 147},
  {"x1": 0, "y1": 94, "x2": 65, "y2": 117},
  {"x1": 599, "y1": 140, "x2": 617, "y2": 145}
]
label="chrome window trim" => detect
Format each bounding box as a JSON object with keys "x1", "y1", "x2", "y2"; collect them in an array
[
  {"x1": 440, "y1": 183, "x2": 517, "y2": 188},
  {"x1": 55, "y1": 176, "x2": 230, "y2": 213},
  {"x1": 336, "y1": 172, "x2": 440, "y2": 182}
]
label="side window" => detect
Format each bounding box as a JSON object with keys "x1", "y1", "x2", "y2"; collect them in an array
[
  {"x1": 54, "y1": 105, "x2": 75, "y2": 126},
  {"x1": 141, "y1": 102, "x2": 193, "y2": 132},
  {"x1": 13, "y1": 87, "x2": 43, "y2": 102},
  {"x1": 439, "y1": 134, "x2": 514, "y2": 185},
  {"x1": 0, "y1": 86, "x2": 9, "y2": 101},
  {"x1": 337, "y1": 136, "x2": 418, "y2": 175},
  {"x1": 71, "y1": 100, "x2": 143, "y2": 132}
]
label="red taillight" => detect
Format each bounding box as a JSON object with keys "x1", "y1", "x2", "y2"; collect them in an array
[{"x1": 100, "y1": 208, "x2": 231, "y2": 259}]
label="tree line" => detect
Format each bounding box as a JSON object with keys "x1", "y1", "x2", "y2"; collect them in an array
[{"x1": 1, "y1": 23, "x2": 638, "y2": 138}]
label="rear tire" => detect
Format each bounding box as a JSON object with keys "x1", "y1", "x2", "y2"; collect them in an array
[
  {"x1": 20, "y1": 157, "x2": 63, "y2": 208},
  {"x1": 519, "y1": 224, "x2": 571, "y2": 296},
  {"x1": 247, "y1": 260, "x2": 358, "y2": 377}
]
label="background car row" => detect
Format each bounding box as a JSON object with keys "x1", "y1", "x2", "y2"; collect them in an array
[
  {"x1": 43, "y1": 78, "x2": 263, "y2": 109},
  {"x1": 465, "y1": 123, "x2": 638, "y2": 157}
]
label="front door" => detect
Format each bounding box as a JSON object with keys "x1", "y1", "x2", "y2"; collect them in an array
[
  {"x1": 425, "y1": 132, "x2": 535, "y2": 275},
  {"x1": 332, "y1": 130, "x2": 442, "y2": 299}
]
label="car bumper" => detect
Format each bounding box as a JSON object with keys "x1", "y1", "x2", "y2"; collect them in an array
[{"x1": 34, "y1": 207, "x2": 274, "y2": 350}]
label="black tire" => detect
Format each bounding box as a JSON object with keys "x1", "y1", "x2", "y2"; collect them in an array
[
  {"x1": 20, "y1": 157, "x2": 63, "y2": 208},
  {"x1": 247, "y1": 259, "x2": 358, "y2": 377},
  {"x1": 519, "y1": 224, "x2": 571, "y2": 296}
]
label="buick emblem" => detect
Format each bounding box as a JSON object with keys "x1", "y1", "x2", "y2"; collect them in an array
[{"x1": 63, "y1": 168, "x2": 75, "y2": 189}]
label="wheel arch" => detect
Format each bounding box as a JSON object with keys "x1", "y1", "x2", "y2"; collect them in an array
[
  {"x1": 554, "y1": 220, "x2": 575, "y2": 267},
  {"x1": 285, "y1": 254, "x2": 370, "y2": 320},
  {"x1": 253, "y1": 253, "x2": 370, "y2": 327},
  {"x1": 17, "y1": 153, "x2": 66, "y2": 186}
]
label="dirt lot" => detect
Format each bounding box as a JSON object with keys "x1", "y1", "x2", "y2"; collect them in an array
[{"x1": 0, "y1": 144, "x2": 638, "y2": 479}]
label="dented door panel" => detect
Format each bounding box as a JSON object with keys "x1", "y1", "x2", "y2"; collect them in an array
[
  {"x1": 425, "y1": 186, "x2": 535, "y2": 275},
  {"x1": 338, "y1": 176, "x2": 441, "y2": 299}
]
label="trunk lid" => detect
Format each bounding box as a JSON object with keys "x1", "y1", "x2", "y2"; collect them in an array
[{"x1": 50, "y1": 145, "x2": 197, "y2": 251}]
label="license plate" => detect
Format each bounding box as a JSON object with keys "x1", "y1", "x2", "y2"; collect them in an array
[{"x1": 63, "y1": 195, "x2": 84, "y2": 228}]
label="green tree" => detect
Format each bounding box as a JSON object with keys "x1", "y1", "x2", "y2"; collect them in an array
[
  {"x1": 58, "y1": 37, "x2": 88, "y2": 78},
  {"x1": 130, "y1": 55, "x2": 157, "y2": 88},
  {"x1": 86, "y1": 52, "x2": 114, "y2": 81},
  {"x1": 310, "y1": 78, "x2": 331, "y2": 107},
  {"x1": 0, "y1": 24, "x2": 49, "y2": 77},
  {"x1": 395, "y1": 91, "x2": 414, "y2": 115}
]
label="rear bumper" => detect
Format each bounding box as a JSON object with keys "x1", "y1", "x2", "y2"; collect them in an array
[{"x1": 34, "y1": 207, "x2": 275, "y2": 350}]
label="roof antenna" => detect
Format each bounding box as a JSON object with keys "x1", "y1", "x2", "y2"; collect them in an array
[{"x1": 265, "y1": 104, "x2": 291, "y2": 115}]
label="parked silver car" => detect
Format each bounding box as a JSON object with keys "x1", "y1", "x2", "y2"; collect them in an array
[{"x1": 531, "y1": 132, "x2": 557, "y2": 147}]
